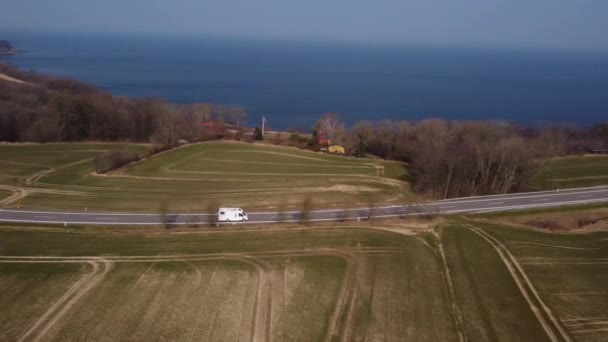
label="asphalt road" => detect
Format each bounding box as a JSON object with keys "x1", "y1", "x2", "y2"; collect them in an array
[{"x1": 1, "y1": 186, "x2": 608, "y2": 225}]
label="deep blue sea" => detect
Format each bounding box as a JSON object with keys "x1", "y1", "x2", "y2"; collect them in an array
[{"x1": 2, "y1": 31, "x2": 607, "y2": 129}]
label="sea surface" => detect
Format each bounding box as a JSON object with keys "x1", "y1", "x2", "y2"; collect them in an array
[{"x1": 2, "y1": 31, "x2": 608, "y2": 129}]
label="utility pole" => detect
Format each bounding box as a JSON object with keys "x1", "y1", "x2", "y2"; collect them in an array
[{"x1": 262, "y1": 116, "x2": 267, "y2": 136}]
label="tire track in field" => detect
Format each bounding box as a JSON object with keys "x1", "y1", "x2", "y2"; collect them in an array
[
  {"x1": 22, "y1": 158, "x2": 94, "y2": 186},
  {"x1": 0, "y1": 185, "x2": 28, "y2": 207},
  {"x1": 17, "y1": 258, "x2": 112, "y2": 342},
  {"x1": 434, "y1": 229, "x2": 467, "y2": 342},
  {"x1": 507, "y1": 241, "x2": 601, "y2": 251},
  {"x1": 235, "y1": 256, "x2": 273, "y2": 342},
  {"x1": 323, "y1": 249, "x2": 359, "y2": 342},
  {"x1": 340, "y1": 252, "x2": 368, "y2": 342},
  {"x1": 1, "y1": 248, "x2": 399, "y2": 341},
  {"x1": 467, "y1": 223, "x2": 572, "y2": 342},
  {"x1": 188, "y1": 265, "x2": 219, "y2": 342}
]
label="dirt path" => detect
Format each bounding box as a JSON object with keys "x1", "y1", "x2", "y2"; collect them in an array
[
  {"x1": 434, "y1": 229, "x2": 467, "y2": 342},
  {"x1": 0, "y1": 185, "x2": 28, "y2": 207},
  {"x1": 467, "y1": 223, "x2": 572, "y2": 342},
  {"x1": 339, "y1": 252, "x2": 367, "y2": 342},
  {"x1": 22, "y1": 158, "x2": 93, "y2": 186},
  {"x1": 236, "y1": 256, "x2": 273, "y2": 342},
  {"x1": 323, "y1": 249, "x2": 358, "y2": 342}
]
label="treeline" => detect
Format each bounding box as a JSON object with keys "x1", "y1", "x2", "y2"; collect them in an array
[
  {"x1": 0, "y1": 63, "x2": 246, "y2": 146},
  {"x1": 314, "y1": 113, "x2": 608, "y2": 198}
]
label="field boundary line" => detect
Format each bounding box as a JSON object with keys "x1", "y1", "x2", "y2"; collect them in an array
[{"x1": 467, "y1": 224, "x2": 572, "y2": 342}]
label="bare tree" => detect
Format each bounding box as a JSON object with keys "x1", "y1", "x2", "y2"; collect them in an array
[
  {"x1": 158, "y1": 197, "x2": 169, "y2": 228},
  {"x1": 315, "y1": 112, "x2": 341, "y2": 142},
  {"x1": 336, "y1": 199, "x2": 354, "y2": 222},
  {"x1": 353, "y1": 120, "x2": 374, "y2": 157},
  {"x1": 366, "y1": 193, "x2": 378, "y2": 221},
  {"x1": 206, "y1": 199, "x2": 220, "y2": 227},
  {"x1": 299, "y1": 195, "x2": 313, "y2": 224},
  {"x1": 276, "y1": 199, "x2": 289, "y2": 223}
]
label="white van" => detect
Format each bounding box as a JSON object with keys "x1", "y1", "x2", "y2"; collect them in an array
[{"x1": 217, "y1": 208, "x2": 248, "y2": 222}]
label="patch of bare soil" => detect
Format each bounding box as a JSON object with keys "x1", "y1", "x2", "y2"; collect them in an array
[
  {"x1": 325, "y1": 184, "x2": 379, "y2": 194},
  {"x1": 524, "y1": 220, "x2": 565, "y2": 231}
]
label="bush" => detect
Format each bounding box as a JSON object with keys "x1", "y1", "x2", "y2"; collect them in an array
[
  {"x1": 254, "y1": 127, "x2": 264, "y2": 140},
  {"x1": 94, "y1": 150, "x2": 140, "y2": 174},
  {"x1": 206, "y1": 200, "x2": 220, "y2": 227},
  {"x1": 158, "y1": 197, "x2": 170, "y2": 228}
]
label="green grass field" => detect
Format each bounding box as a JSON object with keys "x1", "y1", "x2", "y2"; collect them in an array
[
  {"x1": 531, "y1": 155, "x2": 608, "y2": 190},
  {"x1": 0, "y1": 214, "x2": 605, "y2": 341},
  {"x1": 0, "y1": 142, "x2": 410, "y2": 212}
]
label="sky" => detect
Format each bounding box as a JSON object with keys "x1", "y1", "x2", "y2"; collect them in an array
[{"x1": 2, "y1": 0, "x2": 608, "y2": 51}]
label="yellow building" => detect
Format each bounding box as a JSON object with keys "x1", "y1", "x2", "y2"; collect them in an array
[{"x1": 328, "y1": 145, "x2": 346, "y2": 155}]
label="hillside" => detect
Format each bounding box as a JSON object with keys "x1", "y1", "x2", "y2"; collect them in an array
[{"x1": 0, "y1": 141, "x2": 410, "y2": 212}]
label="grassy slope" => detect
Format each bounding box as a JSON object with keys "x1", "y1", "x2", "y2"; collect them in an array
[
  {"x1": 0, "y1": 141, "x2": 409, "y2": 212},
  {"x1": 531, "y1": 155, "x2": 608, "y2": 190}
]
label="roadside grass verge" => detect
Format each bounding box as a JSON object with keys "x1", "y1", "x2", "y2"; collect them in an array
[
  {"x1": 474, "y1": 202, "x2": 608, "y2": 232},
  {"x1": 531, "y1": 155, "x2": 608, "y2": 190}
]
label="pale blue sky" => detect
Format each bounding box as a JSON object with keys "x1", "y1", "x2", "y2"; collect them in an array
[{"x1": 2, "y1": 0, "x2": 607, "y2": 50}]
